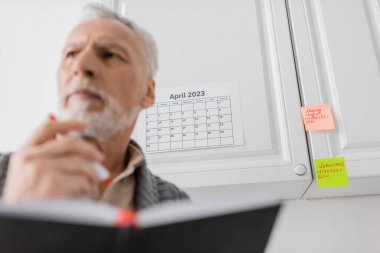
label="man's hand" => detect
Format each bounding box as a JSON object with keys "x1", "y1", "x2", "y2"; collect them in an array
[{"x1": 2, "y1": 120, "x2": 104, "y2": 203}]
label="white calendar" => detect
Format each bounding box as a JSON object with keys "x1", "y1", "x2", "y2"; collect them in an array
[{"x1": 137, "y1": 81, "x2": 245, "y2": 153}]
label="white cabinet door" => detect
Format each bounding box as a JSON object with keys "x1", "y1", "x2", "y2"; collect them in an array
[
  {"x1": 122, "y1": 0, "x2": 312, "y2": 201},
  {"x1": 288, "y1": 0, "x2": 380, "y2": 198}
]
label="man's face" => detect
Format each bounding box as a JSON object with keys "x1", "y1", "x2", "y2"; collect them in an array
[{"x1": 57, "y1": 17, "x2": 154, "y2": 139}]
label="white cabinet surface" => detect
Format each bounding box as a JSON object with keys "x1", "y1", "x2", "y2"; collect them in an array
[
  {"x1": 122, "y1": 0, "x2": 312, "y2": 200},
  {"x1": 288, "y1": 0, "x2": 380, "y2": 198}
]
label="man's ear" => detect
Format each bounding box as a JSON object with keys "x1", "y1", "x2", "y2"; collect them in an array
[{"x1": 140, "y1": 79, "x2": 155, "y2": 109}]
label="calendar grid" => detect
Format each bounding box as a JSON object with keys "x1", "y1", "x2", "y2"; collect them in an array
[{"x1": 145, "y1": 96, "x2": 234, "y2": 152}]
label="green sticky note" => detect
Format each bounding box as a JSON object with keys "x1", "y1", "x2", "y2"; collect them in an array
[{"x1": 314, "y1": 157, "x2": 349, "y2": 188}]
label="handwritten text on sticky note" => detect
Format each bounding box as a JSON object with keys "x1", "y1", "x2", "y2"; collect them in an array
[
  {"x1": 301, "y1": 105, "x2": 335, "y2": 131},
  {"x1": 314, "y1": 157, "x2": 349, "y2": 188}
]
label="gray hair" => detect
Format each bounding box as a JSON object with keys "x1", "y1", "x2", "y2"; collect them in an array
[{"x1": 82, "y1": 3, "x2": 158, "y2": 79}]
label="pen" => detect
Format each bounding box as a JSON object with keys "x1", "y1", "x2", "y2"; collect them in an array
[{"x1": 48, "y1": 114, "x2": 111, "y2": 184}]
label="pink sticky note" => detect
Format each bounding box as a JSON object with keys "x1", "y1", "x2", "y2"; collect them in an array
[{"x1": 301, "y1": 105, "x2": 335, "y2": 131}]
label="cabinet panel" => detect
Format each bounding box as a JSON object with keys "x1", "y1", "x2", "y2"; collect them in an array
[
  {"x1": 122, "y1": 0, "x2": 311, "y2": 200},
  {"x1": 288, "y1": 0, "x2": 380, "y2": 198}
]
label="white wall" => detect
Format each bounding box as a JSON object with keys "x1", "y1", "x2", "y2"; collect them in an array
[
  {"x1": 266, "y1": 195, "x2": 380, "y2": 253},
  {"x1": 0, "y1": 0, "x2": 94, "y2": 152}
]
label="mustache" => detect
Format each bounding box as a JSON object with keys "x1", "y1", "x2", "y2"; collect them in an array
[{"x1": 60, "y1": 81, "x2": 108, "y2": 104}]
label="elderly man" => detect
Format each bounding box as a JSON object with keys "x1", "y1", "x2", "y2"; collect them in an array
[{"x1": 0, "y1": 4, "x2": 189, "y2": 210}]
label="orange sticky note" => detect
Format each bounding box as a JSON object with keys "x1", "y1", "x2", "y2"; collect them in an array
[{"x1": 301, "y1": 105, "x2": 335, "y2": 131}]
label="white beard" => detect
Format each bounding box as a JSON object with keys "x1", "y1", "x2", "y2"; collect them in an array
[{"x1": 58, "y1": 86, "x2": 140, "y2": 142}]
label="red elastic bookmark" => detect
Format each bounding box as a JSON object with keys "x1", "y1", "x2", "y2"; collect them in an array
[{"x1": 115, "y1": 209, "x2": 137, "y2": 228}]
